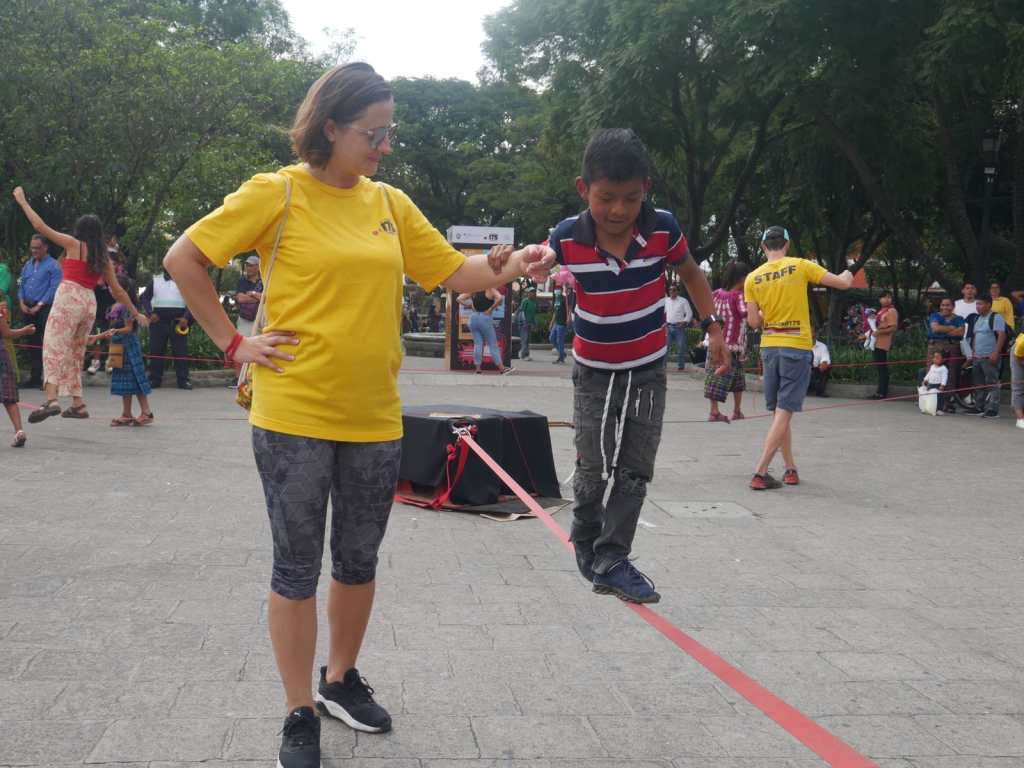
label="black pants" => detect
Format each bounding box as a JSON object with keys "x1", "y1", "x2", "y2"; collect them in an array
[
  {"x1": 809, "y1": 366, "x2": 829, "y2": 396},
  {"x1": 148, "y1": 312, "x2": 190, "y2": 387},
  {"x1": 25, "y1": 303, "x2": 50, "y2": 384},
  {"x1": 873, "y1": 348, "x2": 889, "y2": 397}
]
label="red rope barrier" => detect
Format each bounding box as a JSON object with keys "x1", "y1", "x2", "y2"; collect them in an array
[{"x1": 455, "y1": 428, "x2": 879, "y2": 768}]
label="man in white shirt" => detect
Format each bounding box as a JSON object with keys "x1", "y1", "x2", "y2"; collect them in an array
[
  {"x1": 954, "y1": 282, "x2": 978, "y2": 319},
  {"x1": 809, "y1": 334, "x2": 831, "y2": 397},
  {"x1": 665, "y1": 284, "x2": 693, "y2": 370}
]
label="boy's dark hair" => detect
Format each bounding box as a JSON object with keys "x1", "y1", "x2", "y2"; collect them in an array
[
  {"x1": 721, "y1": 260, "x2": 751, "y2": 290},
  {"x1": 116, "y1": 273, "x2": 134, "y2": 296},
  {"x1": 581, "y1": 129, "x2": 651, "y2": 185},
  {"x1": 291, "y1": 62, "x2": 393, "y2": 168},
  {"x1": 976, "y1": 293, "x2": 992, "y2": 304},
  {"x1": 72, "y1": 214, "x2": 109, "y2": 276},
  {"x1": 879, "y1": 290, "x2": 893, "y2": 299},
  {"x1": 30, "y1": 233, "x2": 47, "y2": 247}
]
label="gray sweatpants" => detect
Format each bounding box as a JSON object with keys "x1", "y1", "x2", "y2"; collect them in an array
[
  {"x1": 570, "y1": 362, "x2": 666, "y2": 574},
  {"x1": 972, "y1": 358, "x2": 1001, "y2": 416},
  {"x1": 1010, "y1": 351, "x2": 1024, "y2": 413}
]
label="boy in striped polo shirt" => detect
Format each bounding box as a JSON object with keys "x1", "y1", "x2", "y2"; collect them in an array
[{"x1": 542, "y1": 129, "x2": 726, "y2": 603}]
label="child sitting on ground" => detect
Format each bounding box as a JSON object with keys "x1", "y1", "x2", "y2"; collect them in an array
[
  {"x1": 107, "y1": 275, "x2": 154, "y2": 426},
  {"x1": 0, "y1": 303, "x2": 35, "y2": 447}
]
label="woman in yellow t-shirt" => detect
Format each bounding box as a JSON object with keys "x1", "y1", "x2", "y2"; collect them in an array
[{"x1": 163, "y1": 63, "x2": 554, "y2": 767}]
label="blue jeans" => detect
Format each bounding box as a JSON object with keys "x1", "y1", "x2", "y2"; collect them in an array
[
  {"x1": 549, "y1": 324, "x2": 566, "y2": 361},
  {"x1": 469, "y1": 311, "x2": 501, "y2": 368},
  {"x1": 667, "y1": 324, "x2": 688, "y2": 369}
]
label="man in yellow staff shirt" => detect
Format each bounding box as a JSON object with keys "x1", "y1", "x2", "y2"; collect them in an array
[{"x1": 744, "y1": 226, "x2": 853, "y2": 490}]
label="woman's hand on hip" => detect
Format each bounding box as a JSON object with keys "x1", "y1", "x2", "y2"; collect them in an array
[{"x1": 236, "y1": 331, "x2": 299, "y2": 373}]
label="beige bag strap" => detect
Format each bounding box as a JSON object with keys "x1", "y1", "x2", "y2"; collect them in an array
[
  {"x1": 379, "y1": 182, "x2": 403, "y2": 259},
  {"x1": 238, "y1": 174, "x2": 292, "y2": 385}
]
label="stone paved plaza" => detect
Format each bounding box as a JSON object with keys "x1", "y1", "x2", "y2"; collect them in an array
[{"x1": 2, "y1": 358, "x2": 1023, "y2": 767}]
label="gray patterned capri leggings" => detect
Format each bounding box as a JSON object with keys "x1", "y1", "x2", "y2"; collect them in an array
[{"x1": 252, "y1": 427, "x2": 402, "y2": 600}]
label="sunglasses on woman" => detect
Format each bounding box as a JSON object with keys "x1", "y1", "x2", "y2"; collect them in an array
[{"x1": 349, "y1": 123, "x2": 398, "y2": 149}]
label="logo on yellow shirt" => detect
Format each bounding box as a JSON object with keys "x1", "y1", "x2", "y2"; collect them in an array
[
  {"x1": 380, "y1": 219, "x2": 397, "y2": 235},
  {"x1": 752, "y1": 264, "x2": 798, "y2": 285}
]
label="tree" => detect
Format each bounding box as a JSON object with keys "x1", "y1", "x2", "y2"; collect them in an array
[
  {"x1": 376, "y1": 78, "x2": 578, "y2": 242},
  {"x1": 0, "y1": 0, "x2": 329, "y2": 269},
  {"x1": 483, "y1": 0, "x2": 787, "y2": 265},
  {"x1": 728, "y1": 0, "x2": 1023, "y2": 291}
]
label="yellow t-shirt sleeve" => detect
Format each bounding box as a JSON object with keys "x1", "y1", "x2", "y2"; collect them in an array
[
  {"x1": 185, "y1": 173, "x2": 287, "y2": 268},
  {"x1": 386, "y1": 185, "x2": 466, "y2": 292},
  {"x1": 1015, "y1": 332, "x2": 1024, "y2": 358},
  {"x1": 801, "y1": 260, "x2": 829, "y2": 285}
]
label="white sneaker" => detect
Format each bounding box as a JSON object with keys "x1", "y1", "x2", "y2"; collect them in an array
[
  {"x1": 87, "y1": 359, "x2": 101, "y2": 375},
  {"x1": 1016, "y1": 418, "x2": 1024, "y2": 430}
]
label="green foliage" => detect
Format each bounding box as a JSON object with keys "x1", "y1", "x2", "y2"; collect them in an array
[
  {"x1": 1, "y1": 0, "x2": 1020, "y2": 325},
  {"x1": 376, "y1": 78, "x2": 579, "y2": 242},
  {"x1": 0, "y1": 0, "x2": 340, "y2": 270}
]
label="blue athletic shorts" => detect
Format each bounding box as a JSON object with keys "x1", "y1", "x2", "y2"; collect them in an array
[{"x1": 761, "y1": 347, "x2": 813, "y2": 413}]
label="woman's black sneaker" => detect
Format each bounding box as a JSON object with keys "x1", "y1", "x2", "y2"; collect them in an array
[
  {"x1": 315, "y1": 666, "x2": 392, "y2": 733},
  {"x1": 278, "y1": 706, "x2": 320, "y2": 768}
]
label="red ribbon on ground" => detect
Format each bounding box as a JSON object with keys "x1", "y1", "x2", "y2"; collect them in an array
[{"x1": 455, "y1": 428, "x2": 879, "y2": 768}]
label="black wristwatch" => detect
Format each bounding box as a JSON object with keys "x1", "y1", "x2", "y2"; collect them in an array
[{"x1": 700, "y1": 313, "x2": 723, "y2": 332}]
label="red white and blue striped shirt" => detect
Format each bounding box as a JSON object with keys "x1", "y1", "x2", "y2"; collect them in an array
[{"x1": 547, "y1": 204, "x2": 690, "y2": 371}]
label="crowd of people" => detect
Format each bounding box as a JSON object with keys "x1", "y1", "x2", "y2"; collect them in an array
[
  {"x1": 660, "y1": 273, "x2": 1024, "y2": 430},
  {"x1": 920, "y1": 281, "x2": 1023, "y2": 426},
  {"x1": 2, "y1": 59, "x2": 1023, "y2": 768},
  {"x1": 0, "y1": 220, "x2": 277, "y2": 444}
]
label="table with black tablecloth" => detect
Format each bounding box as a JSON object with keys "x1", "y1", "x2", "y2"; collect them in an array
[{"x1": 399, "y1": 405, "x2": 561, "y2": 507}]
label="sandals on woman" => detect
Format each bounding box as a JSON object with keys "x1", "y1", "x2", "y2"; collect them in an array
[
  {"x1": 61, "y1": 404, "x2": 89, "y2": 419},
  {"x1": 27, "y1": 401, "x2": 61, "y2": 423},
  {"x1": 133, "y1": 411, "x2": 154, "y2": 426},
  {"x1": 110, "y1": 416, "x2": 135, "y2": 427},
  {"x1": 11, "y1": 430, "x2": 26, "y2": 448}
]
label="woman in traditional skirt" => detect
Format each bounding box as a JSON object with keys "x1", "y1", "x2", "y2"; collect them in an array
[
  {"x1": 12, "y1": 186, "x2": 148, "y2": 423},
  {"x1": 0, "y1": 302, "x2": 35, "y2": 447},
  {"x1": 107, "y1": 275, "x2": 154, "y2": 426}
]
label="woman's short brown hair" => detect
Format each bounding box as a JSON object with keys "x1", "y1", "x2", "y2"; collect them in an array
[{"x1": 290, "y1": 63, "x2": 393, "y2": 168}]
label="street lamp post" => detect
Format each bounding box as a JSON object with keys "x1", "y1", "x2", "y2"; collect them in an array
[{"x1": 979, "y1": 131, "x2": 1001, "y2": 288}]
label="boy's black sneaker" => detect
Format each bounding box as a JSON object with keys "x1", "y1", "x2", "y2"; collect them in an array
[
  {"x1": 315, "y1": 666, "x2": 392, "y2": 733},
  {"x1": 278, "y1": 706, "x2": 320, "y2": 768},
  {"x1": 592, "y1": 559, "x2": 661, "y2": 604},
  {"x1": 572, "y1": 539, "x2": 596, "y2": 582}
]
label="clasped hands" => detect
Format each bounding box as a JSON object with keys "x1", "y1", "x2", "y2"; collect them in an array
[{"x1": 486, "y1": 244, "x2": 556, "y2": 282}]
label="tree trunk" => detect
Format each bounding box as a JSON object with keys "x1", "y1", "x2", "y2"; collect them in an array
[
  {"x1": 933, "y1": 98, "x2": 982, "y2": 283},
  {"x1": 815, "y1": 110, "x2": 958, "y2": 294},
  {"x1": 693, "y1": 104, "x2": 776, "y2": 262},
  {"x1": 1012, "y1": 85, "x2": 1024, "y2": 287}
]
